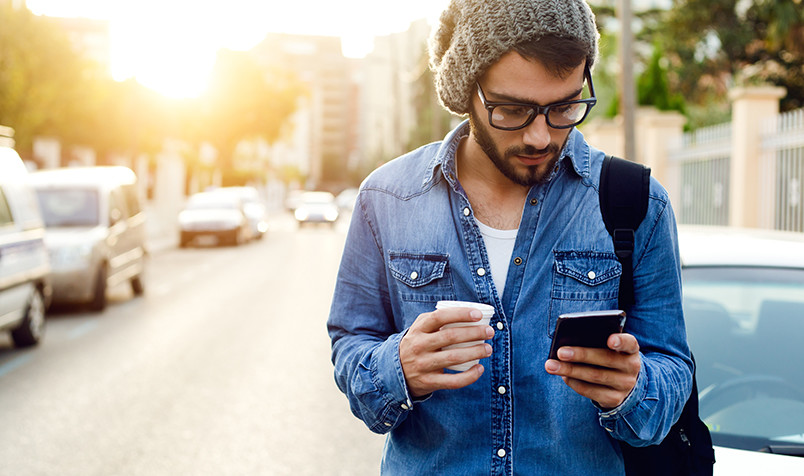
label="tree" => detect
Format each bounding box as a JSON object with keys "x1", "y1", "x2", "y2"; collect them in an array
[
  {"x1": 661, "y1": 0, "x2": 804, "y2": 113},
  {"x1": 0, "y1": 6, "x2": 88, "y2": 155},
  {"x1": 637, "y1": 42, "x2": 685, "y2": 114},
  {"x1": 197, "y1": 49, "x2": 303, "y2": 183}
]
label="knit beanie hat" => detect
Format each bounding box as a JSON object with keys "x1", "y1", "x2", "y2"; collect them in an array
[{"x1": 429, "y1": 0, "x2": 599, "y2": 116}]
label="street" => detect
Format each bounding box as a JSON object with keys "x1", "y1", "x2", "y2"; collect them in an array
[{"x1": 0, "y1": 213, "x2": 385, "y2": 476}]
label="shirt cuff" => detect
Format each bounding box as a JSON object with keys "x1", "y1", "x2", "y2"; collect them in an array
[{"x1": 597, "y1": 358, "x2": 647, "y2": 421}]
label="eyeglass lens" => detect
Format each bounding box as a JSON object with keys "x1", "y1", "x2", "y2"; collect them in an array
[{"x1": 490, "y1": 102, "x2": 591, "y2": 129}]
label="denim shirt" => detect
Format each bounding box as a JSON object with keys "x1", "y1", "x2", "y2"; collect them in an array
[{"x1": 328, "y1": 121, "x2": 693, "y2": 475}]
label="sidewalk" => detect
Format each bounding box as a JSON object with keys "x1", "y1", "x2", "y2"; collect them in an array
[{"x1": 145, "y1": 203, "x2": 178, "y2": 254}]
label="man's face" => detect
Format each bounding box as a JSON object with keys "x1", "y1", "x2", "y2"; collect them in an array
[{"x1": 468, "y1": 52, "x2": 586, "y2": 187}]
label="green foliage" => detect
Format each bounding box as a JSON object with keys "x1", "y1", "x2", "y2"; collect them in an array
[
  {"x1": 637, "y1": 43, "x2": 686, "y2": 114},
  {"x1": 660, "y1": 0, "x2": 804, "y2": 113},
  {"x1": 195, "y1": 49, "x2": 304, "y2": 172},
  {"x1": 0, "y1": 7, "x2": 87, "y2": 154}
]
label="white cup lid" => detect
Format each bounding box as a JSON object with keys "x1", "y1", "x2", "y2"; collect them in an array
[{"x1": 436, "y1": 300, "x2": 494, "y2": 317}]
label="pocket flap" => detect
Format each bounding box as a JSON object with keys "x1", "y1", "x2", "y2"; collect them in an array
[
  {"x1": 389, "y1": 251, "x2": 449, "y2": 288},
  {"x1": 554, "y1": 251, "x2": 621, "y2": 286}
]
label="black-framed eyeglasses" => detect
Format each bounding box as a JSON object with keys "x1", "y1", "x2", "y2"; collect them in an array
[{"x1": 476, "y1": 65, "x2": 597, "y2": 131}]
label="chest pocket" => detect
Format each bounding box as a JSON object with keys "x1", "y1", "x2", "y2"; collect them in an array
[
  {"x1": 548, "y1": 251, "x2": 622, "y2": 338},
  {"x1": 388, "y1": 251, "x2": 455, "y2": 303}
]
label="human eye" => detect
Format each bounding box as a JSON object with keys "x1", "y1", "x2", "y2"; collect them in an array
[
  {"x1": 552, "y1": 102, "x2": 584, "y2": 120},
  {"x1": 497, "y1": 104, "x2": 531, "y2": 117}
]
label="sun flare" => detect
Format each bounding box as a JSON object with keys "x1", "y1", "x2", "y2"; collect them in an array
[{"x1": 26, "y1": 0, "x2": 449, "y2": 98}]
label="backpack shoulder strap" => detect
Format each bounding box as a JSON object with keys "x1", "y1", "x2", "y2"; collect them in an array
[{"x1": 599, "y1": 155, "x2": 651, "y2": 308}]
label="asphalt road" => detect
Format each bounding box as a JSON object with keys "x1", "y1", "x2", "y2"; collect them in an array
[{"x1": 0, "y1": 213, "x2": 385, "y2": 476}]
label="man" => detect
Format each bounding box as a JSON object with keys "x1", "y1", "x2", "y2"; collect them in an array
[{"x1": 327, "y1": 0, "x2": 693, "y2": 473}]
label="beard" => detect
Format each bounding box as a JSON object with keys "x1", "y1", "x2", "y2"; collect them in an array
[{"x1": 469, "y1": 112, "x2": 564, "y2": 187}]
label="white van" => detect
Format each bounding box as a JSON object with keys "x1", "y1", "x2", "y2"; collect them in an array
[
  {"x1": 0, "y1": 141, "x2": 51, "y2": 346},
  {"x1": 29, "y1": 166, "x2": 146, "y2": 311}
]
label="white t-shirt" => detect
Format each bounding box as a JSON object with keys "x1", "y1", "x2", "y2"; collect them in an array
[{"x1": 475, "y1": 219, "x2": 518, "y2": 300}]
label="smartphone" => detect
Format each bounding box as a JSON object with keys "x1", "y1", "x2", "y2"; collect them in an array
[{"x1": 548, "y1": 310, "x2": 626, "y2": 360}]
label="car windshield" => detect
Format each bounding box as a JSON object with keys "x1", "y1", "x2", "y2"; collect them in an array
[
  {"x1": 683, "y1": 266, "x2": 804, "y2": 453},
  {"x1": 35, "y1": 188, "x2": 99, "y2": 227},
  {"x1": 301, "y1": 192, "x2": 335, "y2": 205}
]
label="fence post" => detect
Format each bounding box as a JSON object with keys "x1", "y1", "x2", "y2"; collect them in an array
[
  {"x1": 635, "y1": 106, "x2": 686, "y2": 194},
  {"x1": 729, "y1": 86, "x2": 786, "y2": 228}
]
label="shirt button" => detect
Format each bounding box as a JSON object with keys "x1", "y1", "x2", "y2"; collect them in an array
[
  {"x1": 513, "y1": 257, "x2": 522, "y2": 265},
  {"x1": 477, "y1": 267, "x2": 486, "y2": 276},
  {"x1": 587, "y1": 271, "x2": 596, "y2": 280},
  {"x1": 497, "y1": 448, "x2": 506, "y2": 458},
  {"x1": 463, "y1": 207, "x2": 470, "y2": 216},
  {"x1": 496, "y1": 322, "x2": 504, "y2": 330},
  {"x1": 401, "y1": 403, "x2": 409, "y2": 410},
  {"x1": 497, "y1": 386, "x2": 506, "y2": 395},
  {"x1": 530, "y1": 198, "x2": 538, "y2": 205},
  {"x1": 410, "y1": 271, "x2": 419, "y2": 280},
  {"x1": 384, "y1": 422, "x2": 392, "y2": 427}
]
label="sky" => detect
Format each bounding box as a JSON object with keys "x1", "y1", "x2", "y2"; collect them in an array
[{"x1": 26, "y1": 0, "x2": 449, "y2": 98}]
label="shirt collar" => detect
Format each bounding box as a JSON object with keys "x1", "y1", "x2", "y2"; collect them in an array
[
  {"x1": 422, "y1": 120, "x2": 470, "y2": 188},
  {"x1": 422, "y1": 121, "x2": 593, "y2": 187}
]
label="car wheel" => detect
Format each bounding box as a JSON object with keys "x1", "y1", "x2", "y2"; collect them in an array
[
  {"x1": 89, "y1": 265, "x2": 108, "y2": 312},
  {"x1": 131, "y1": 275, "x2": 144, "y2": 296},
  {"x1": 11, "y1": 288, "x2": 46, "y2": 347}
]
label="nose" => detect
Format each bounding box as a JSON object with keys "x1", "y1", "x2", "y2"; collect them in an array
[{"x1": 521, "y1": 114, "x2": 551, "y2": 150}]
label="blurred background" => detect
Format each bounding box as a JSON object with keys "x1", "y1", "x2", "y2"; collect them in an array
[{"x1": 1, "y1": 0, "x2": 804, "y2": 474}]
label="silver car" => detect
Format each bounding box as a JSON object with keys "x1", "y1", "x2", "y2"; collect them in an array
[
  {"x1": 0, "y1": 143, "x2": 50, "y2": 346},
  {"x1": 29, "y1": 166, "x2": 146, "y2": 311},
  {"x1": 210, "y1": 186, "x2": 268, "y2": 240},
  {"x1": 679, "y1": 225, "x2": 804, "y2": 473},
  {"x1": 178, "y1": 191, "x2": 253, "y2": 247}
]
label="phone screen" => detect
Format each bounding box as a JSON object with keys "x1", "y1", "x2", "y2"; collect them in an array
[{"x1": 548, "y1": 310, "x2": 626, "y2": 360}]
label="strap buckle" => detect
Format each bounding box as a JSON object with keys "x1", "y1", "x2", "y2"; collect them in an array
[{"x1": 612, "y1": 229, "x2": 635, "y2": 260}]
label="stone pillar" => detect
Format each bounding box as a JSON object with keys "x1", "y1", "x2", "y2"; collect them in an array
[
  {"x1": 582, "y1": 116, "x2": 625, "y2": 159},
  {"x1": 635, "y1": 107, "x2": 686, "y2": 184},
  {"x1": 728, "y1": 86, "x2": 786, "y2": 228}
]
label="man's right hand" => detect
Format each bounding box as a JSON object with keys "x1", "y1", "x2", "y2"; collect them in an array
[{"x1": 399, "y1": 307, "x2": 494, "y2": 397}]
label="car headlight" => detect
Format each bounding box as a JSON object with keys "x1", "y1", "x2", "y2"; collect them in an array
[{"x1": 324, "y1": 209, "x2": 339, "y2": 221}]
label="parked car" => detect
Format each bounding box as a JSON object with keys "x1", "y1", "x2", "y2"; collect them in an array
[
  {"x1": 336, "y1": 187, "x2": 359, "y2": 212},
  {"x1": 284, "y1": 189, "x2": 305, "y2": 212},
  {"x1": 210, "y1": 186, "x2": 268, "y2": 240},
  {"x1": 29, "y1": 166, "x2": 146, "y2": 312},
  {"x1": 293, "y1": 191, "x2": 339, "y2": 227},
  {"x1": 678, "y1": 225, "x2": 804, "y2": 474},
  {"x1": 0, "y1": 142, "x2": 51, "y2": 346},
  {"x1": 178, "y1": 191, "x2": 252, "y2": 247}
]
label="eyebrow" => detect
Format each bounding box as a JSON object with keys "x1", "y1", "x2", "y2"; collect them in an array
[{"x1": 485, "y1": 85, "x2": 585, "y2": 106}]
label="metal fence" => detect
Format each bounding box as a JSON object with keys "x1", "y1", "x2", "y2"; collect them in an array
[
  {"x1": 760, "y1": 108, "x2": 804, "y2": 232},
  {"x1": 668, "y1": 123, "x2": 732, "y2": 226}
]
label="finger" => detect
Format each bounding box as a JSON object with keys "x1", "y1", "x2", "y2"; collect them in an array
[
  {"x1": 607, "y1": 333, "x2": 639, "y2": 354},
  {"x1": 547, "y1": 357, "x2": 636, "y2": 392},
  {"x1": 415, "y1": 363, "x2": 486, "y2": 391},
  {"x1": 561, "y1": 377, "x2": 626, "y2": 409},
  {"x1": 556, "y1": 345, "x2": 639, "y2": 375},
  {"x1": 435, "y1": 323, "x2": 495, "y2": 348},
  {"x1": 435, "y1": 343, "x2": 493, "y2": 370},
  {"x1": 415, "y1": 308, "x2": 483, "y2": 333}
]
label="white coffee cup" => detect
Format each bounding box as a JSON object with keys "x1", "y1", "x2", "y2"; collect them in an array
[{"x1": 436, "y1": 300, "x2": 495, "y2": 371}]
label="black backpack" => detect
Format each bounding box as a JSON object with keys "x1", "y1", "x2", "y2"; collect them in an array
[{"x1": 599, "y1": 155, "x2": 715, "y2": 476}]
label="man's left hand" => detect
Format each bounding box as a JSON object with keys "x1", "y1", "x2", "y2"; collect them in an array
[{"x1": 544, "y1": 333, "x2": 641, "y2": 410}]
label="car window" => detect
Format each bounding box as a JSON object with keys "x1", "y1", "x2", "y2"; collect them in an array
[
  {"x1": 109, "y1": 188, "x2": 129, "y2": 222},
  {"x1": 36, "y1": 188, "x2": 100, "y2": 227},
  {"x1": 0, "y1": 188, "x2": 12, "y2": 227},
  {"x1": 682, "y1": 266, "x2": 804, "y2": 451},
  {"x1": 120, "y1": 183, "x2": 141, "y2": 215}
]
